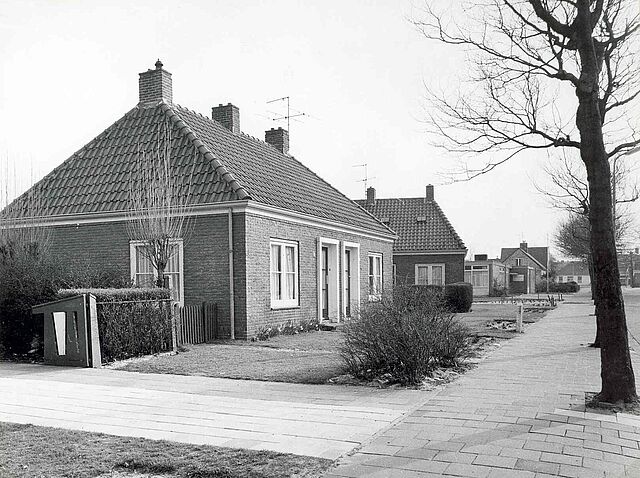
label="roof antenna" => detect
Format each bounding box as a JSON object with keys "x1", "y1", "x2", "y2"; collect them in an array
[
  {"x1": 353, "y1": 163, "x2": 376, "y2": 196},
  {"x1": 266, "y1": 96, "x2": 307, "y2": 132}
]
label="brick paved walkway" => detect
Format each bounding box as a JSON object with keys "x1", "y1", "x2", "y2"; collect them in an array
[
  {"x1": 326, "y1": 293, "x2": 640, "y2": 477},
  {"x1": 0, "y1": 364, "x2": 426, "y2": 459}
]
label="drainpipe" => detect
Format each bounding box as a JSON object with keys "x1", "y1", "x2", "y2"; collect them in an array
[{"x1": 228, "y1": 208, "x2": 235, "y2": 339}]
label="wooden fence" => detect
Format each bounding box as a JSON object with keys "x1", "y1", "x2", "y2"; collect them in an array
[{"x1": 176, "y1": 302, "x2": 218, "y2": 345}]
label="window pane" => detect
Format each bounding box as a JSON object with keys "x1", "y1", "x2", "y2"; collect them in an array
[
  {"x1": 464, "y1": 271, "x2": 472, "y2": 283},
  {"x1": 271, "y1": 272, "x2": 280, "y2": 300},
  {"x1": 285, "y1": 246, "x2": 295, "y2": 273},
  {"x1": 136, "y1": 246, "x2": 154, "y2": 274},
  {"x1": 166, "y1": 245, "x2": 179, "y2": 273},
  {"x1": 136, "y1": 273, "x2": 155, "y2": 288},
  {"x1": 270, "y1": 245, "x2": 281, "y2": 272},
  {"x1": 285, "y1": 272, "x2": 295, "y2": 300},
  {"x1": 417, "y1": 266, "x2": 428, "y2": 285},
  {"x1": 432, "y1": 266, "x2": 443, "y2": 286}
]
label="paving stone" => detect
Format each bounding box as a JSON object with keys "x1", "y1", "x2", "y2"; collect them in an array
[
  {"x1": 514, "y1": 458, "x2": 560, "y2": 475},
  {"x1": 443, "y1": 462, "x2": 492, "y2": 477},
  {"x1": 432, "y1": 451, "x2": 477, "y2": 464},
  {"x1": 472, "y1": 454, "x2": 517, "y2": 469},
  {"x1": 539, "y1": 451, "x2": 581, "y2": 466}
]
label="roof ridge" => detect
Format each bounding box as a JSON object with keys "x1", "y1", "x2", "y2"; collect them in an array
[{"x1": 160, "y1": 103, "x2": 251, "y2": 201}]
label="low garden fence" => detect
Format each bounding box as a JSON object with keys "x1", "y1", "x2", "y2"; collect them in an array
[{"x1": 176, "y1": 302, "x2": 218, "y2": 345}]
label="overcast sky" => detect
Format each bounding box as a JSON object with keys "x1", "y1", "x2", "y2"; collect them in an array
[{"x1": 1, "y1": 0, "x2": 638, "y2": 259}]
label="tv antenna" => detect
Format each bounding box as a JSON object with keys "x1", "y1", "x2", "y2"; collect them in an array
[
  {"x1": 353, "y1": 163, "x2": 376, "y2": 195},
  {"x1": 266, "y1": 96, "x2": 307, "y2": 132}
]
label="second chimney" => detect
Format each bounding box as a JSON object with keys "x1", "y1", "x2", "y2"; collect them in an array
[
  {"x1": 265, "y1": 127, "x2": 289, "y2": 154},
  {"x1": 212, "y1": 103, "x2": 240, "y2": 133},
  {"x1": 366, "y1": 186, "x2": 376, "y2": 206},
  {"x1": 520, "y1": 241, "x2": 528, "y2": 252},
  {"x1": 426, "y1": 184, "x2": 434, "y2": 202}
]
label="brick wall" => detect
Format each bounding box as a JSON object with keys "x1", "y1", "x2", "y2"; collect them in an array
[
  {"x1": 242, "y1": 213, "x2": 393, "y2": 339},
  {"x1": 393, "y1": 253, "x2": 465, "y2": 285},
  {"x1": 44, "y1": 211, "x2": 393, "y2": 340},
  {"x1": 46, "y1": 215, "x2": 239, "y2": 338}
]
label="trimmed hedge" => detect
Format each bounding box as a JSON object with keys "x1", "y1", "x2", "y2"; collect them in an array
[
  {"x1": 535, "y1": 280, "x2": 581, "y2": 293},
  {"x1": 409, "y1": 283, "x2": 473, "y2": 313},
  {"x1": 444, "y1": 282, "x2": 473, "y2": 313},
  {"x1": 57, "y1": 288, "x2": 173, "y2": 363}
]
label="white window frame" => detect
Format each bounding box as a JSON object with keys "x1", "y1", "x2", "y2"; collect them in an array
[
  {"x1": 368, "y1": 253, "x2": 383, "y2": 300},
  {"x1": 270, "y1": 239, "x2": 299, "y2": 309},
  {"x1": 129, "y1": 239, "x2": 184, "y2": 306},
  {"x1": 515, "y1": 258, "x2": 523, "y2": 266},
  {"x1": 415, "y1": 263, "x2": 446, "y2": 286}
]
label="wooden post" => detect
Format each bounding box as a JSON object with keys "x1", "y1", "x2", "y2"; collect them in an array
[
  {"x1": 171, "y1": 302, "x2": 178, "y2": 352},
  {"x1": 516, "y1": 302, "x2": 524, "y2": 333}
]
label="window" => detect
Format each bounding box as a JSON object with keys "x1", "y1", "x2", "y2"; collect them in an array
[
  {"x1": 567, "y1": 275, "x2": 574, "y2": 282},
  {"x1": 270, "y1": 239, "x2": 299, "y2": 308},
  {"x1": 368, "y1": 253, "x2": 383, "y2": 298},
  {"x1": 415, "y1": 264, "x2": 445, "y2": 286},
  {"x1": 577, "y1": 276, "x2": 583, "y2": 283},
  {"x1": 515, "y1": 258, "x2": 523, "y2": 266},
  {"x1": 130, "y1": 240, "x2": 183, "y2": 305}
]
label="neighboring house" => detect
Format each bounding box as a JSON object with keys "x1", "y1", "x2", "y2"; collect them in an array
[
  {"x1": 4, "y1": 61, "x2": 395, "y2": 339},
  {"x1": 464, "y1": 255, "x2": 508, "y2": 296},
  {"x1": 500, "y1": 242, "x2": 548, "y2": 294},
  {"x1": 356, "y1": 186, "x2": 467, "y2": 286},
  {"x1": 556, "y1": 261, "x2": 591, "y2": 285}
]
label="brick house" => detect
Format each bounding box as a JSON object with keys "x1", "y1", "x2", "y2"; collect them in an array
[
  {"x1": 556, "y1": 261, "x2": 590, "y2": 286},
  {"x1": 356, "y1": 186, "x2": 466, "y2": 286},
  {"x1": 5, "y1": 61, "x2": 395, "y2": 339},
  {"x1": 500, "y1": 242, "x2": 548, "y2": 294}
]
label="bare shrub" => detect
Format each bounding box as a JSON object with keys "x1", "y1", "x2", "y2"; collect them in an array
[{"x1": 340, "y1": 285, "x2": 472, "y2": 385}]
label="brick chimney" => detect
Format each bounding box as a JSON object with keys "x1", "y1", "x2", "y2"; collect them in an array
[
  {"x1": 212, "y1": 103, "x2": 240, "y2": 133},
  {"x1": 265, "y1": 127, "x2": 289, "y2": 154},
  {"x1": 366, "y1": 186, "x2": 376, "y2": 206},
  {"x1": 138, "y1": 59, "x2": 172, "y2": 105},
  {"x1": 520, "y1": 241, "x2": 528, "y2": 252},
  {"x1": 425, "y1": 184, "x2": 434, "y2": 202}
]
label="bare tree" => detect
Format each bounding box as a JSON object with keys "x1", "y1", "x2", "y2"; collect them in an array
[
  {"x1": 416, "y1": 0, "x2": 639, "y2": 402},
  {"x1": 126, "y1": 120, "x2": 196, "y2": 295}
]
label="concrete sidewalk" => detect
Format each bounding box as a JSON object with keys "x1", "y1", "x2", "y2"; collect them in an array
[
  {"x1": 326, "y1": 294, "x2": 640, "y2": 477},
  {"x1": 0, "y1": 362, "x2": 427, "y2": 460}
]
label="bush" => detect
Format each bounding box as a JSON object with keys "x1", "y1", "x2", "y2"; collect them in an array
[
  {"x1": 62, "y1": 261, "x2": 133, "y2": 289},
  {"x1": 444, "y1": 282, "x2": 473, "y2": 312},
  {"x1": 535, "y1": 280, "x2": 580, "y2": 293},
  {"x1": 340, "y1": 286, "x2": 472, "y2": 385},
  {"x1": 0, "y1": 242, "x2": 63, "y2": 357},
  {"x1": 57, "y1": 288, "x2": 173, "y2": 363},
  {"x1": 253, "y1": 318, "x2": 320, "y2": 341}
]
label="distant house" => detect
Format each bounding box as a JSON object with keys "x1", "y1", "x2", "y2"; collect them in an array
[
  {"x1": 4, "y1": 61, "x2": 395, "y2": 339},
  {"x1": 556, "y1": 261, "x2": 590, "y2": 285},
  {"x1": 500, "y1": 242, "x2": 548, "y2": 294},
  {"x1": 464, "y1": 255, "x2": 508, "y2": 296},
  {"x1": 356, "y1": 185, "x2": 466, "y2": 286}
]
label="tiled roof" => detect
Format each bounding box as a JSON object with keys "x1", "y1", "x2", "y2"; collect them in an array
[
  {"x1": 557, "y1": 261, "x2": 589, "y2": 276},
  {"x1": 5, "y1": 102, "x2": 391, "y2": 236},
  {"x1": 501, "y1": 247, "x2": 548, "y2": 269},
  {"x1": 355, "y1": 197, "x2": 465, "y2": 253}
]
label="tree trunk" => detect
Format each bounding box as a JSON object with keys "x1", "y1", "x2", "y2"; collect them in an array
[
  {"x1": 575, "y1": 2, "x2": 636, "y2": 402},
  {"x1": 587, "y1": 254, "x2": 601, "y2": 348}
]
